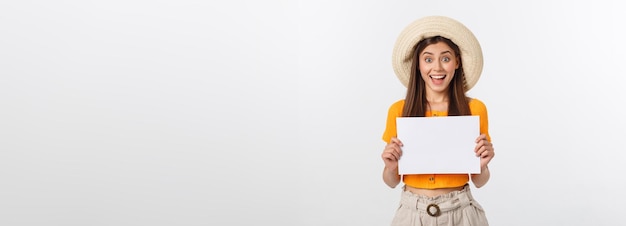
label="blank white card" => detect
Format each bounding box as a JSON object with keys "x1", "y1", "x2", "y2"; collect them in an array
[{"x1": 396, "y1": 116, "x2": 480, "y2": 174}]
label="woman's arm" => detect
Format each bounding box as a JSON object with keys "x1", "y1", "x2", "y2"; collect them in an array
[
  {"x1": 471, "y1": 166, "x2": 490, "y2": 188},
  {"x1": 383, "y1": 166, "x2": 401, "y2": 188},
  {"x1": 471, "y1": 134, "x2": 494, "y2": 188},
  {"x1": 381, "y1": 137, "x2": 403, "y2": 188}
]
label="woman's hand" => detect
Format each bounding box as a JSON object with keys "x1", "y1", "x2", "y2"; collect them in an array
[
  {"x1": 382, "y1": 137, "x2": 403, "y2": 170},
  {"x1": 474, "y1": 134, "x2": 495, "y2": 170}
]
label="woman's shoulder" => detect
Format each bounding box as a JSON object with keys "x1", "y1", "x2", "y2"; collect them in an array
[
  {"x1": 390, "y1": 99, "x2": 405, "y2": 107},
  {"x1": 387, "y1": 99, "x2": 405, "y2": 113},
  {"x1": 468, "y1": 97, "x2": 485, "y2": 105},
  {"x1": 468, "y1": 98, "x2": 488, "y2": 112}
]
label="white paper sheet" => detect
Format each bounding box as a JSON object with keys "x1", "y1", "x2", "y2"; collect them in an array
[{"x1": 396, "y1": 116, "x2": 480, "y2": 174}]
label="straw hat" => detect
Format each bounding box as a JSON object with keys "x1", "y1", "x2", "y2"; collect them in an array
[{"x1": 392, "y1": 16, "x2": 483, "y2": 90}]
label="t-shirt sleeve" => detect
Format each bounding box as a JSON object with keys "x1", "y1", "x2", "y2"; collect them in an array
[
  {"x1": 470, "y1": 98, "x2": 491, "y2": 142},
  {"x1": 382, "y1": 100, "x2": 404, "y2": 143}
]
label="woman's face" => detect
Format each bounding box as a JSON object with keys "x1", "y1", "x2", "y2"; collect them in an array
[{"x1": 418, "y1": 42, "x2": 459, "y2": 94}]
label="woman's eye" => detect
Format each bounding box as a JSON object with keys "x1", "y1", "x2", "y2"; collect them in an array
[
  {"x1": 442, "y1": 57, "x2": 450, "y2": 62},
  {"x1": 425, "y1": 58, "x2": 432, "y2": 63}
]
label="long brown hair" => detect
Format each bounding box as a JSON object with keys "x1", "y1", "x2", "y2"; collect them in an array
[{"x1": 402, "y1": 36, "x2": 471, "y2": 117}]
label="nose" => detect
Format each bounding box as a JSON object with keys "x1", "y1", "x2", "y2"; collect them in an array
[{"x1": 434, "y1": 60, "x2": 444, "y2": 71}]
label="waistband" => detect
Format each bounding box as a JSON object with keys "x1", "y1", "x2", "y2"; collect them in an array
[{"x1": 399, "y1": 184, "x2": 475, "y2": 217}]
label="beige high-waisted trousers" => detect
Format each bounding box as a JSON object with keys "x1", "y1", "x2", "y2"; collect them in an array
[{"x1": 390, "y1": 184, "x2": 489, "y2": 226}]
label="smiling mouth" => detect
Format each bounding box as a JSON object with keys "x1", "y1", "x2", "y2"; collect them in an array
[{"x1": 430, "y1": 75, "x2": 446, "y2": 80}]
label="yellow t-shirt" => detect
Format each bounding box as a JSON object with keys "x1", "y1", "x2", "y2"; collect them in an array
[{"x1": 382, "y1": 98, "x2": 491, "y2": 189}]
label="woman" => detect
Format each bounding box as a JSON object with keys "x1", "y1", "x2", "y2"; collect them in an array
[{"x1": 381, "y1": 16, "x2": 495, "y2": 226}]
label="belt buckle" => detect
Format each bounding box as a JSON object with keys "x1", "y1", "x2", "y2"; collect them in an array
[{"x1": 426, "y1": 203, "x2": 441, "y2": 217}]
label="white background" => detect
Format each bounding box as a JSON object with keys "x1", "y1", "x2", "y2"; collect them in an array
[{"x1": 1, "y1": 1, "x2": 625, "y2": 225}]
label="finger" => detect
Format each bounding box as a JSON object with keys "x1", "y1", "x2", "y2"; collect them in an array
[
  {"x1": 383, "y1": 147, "x2": 399, "y2": 161},
  {"x1": 385, "y1": 143, "x2": 398, "y2": 154},
  {"x1": 475, "y1": 139, "x2": 492, "y2": 153},
  {"x1": 390, "y1": 151, "x2": 401, "y2": 161},
  {"x1": 382, "y1": 152, "x2": 396, "y2": 162},
  {"x1": 475, "y1": 134, "x2": 487, "y2": 143},
  {"x1": 478, "y1": 150, "x2": 486, "y2": 158},
  {"x1": 480, "y1": 147, "x2": 493, "y2": 158},
  {"x1": 390, "y1": 146, "x2": 402, "y2": 160},
  {"x1": 482, "y1": 149, "x2": 489, "y2": 158},
  {"x1": 383, "y1": 148, "x2": 396, "y2": 161},
  {"x1": 390, "y1": 137, "x2": 404, "y2": 147},
  {"x1": 387, "y1": 142, "x2": 403, "y2": 156},
  {"x1": 476, "y1": 146, "x2": 487, "y2": 157},
  {"x1": 474, "y1": 141, "x2": 485, "y2": 153},
  {"x1": 383, "y1": 154, "x2": 395, "y2": 162}
]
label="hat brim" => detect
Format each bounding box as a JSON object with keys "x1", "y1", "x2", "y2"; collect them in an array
[{"x1": 392, "y1": 16, "x2": 483, "y2": 91}]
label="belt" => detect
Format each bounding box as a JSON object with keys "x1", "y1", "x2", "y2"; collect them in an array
[{"x1": 399, "y1": 184, "x2": 474, "y2": 217}]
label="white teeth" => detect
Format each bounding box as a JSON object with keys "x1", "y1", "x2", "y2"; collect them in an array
[{"x1": 430, "y1": 75, "x2": 445, "y2": 79}]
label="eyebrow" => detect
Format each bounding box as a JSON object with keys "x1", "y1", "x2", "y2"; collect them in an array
[{"x1": 422, "y1": 50, "x2": 453, "y2": 55}]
